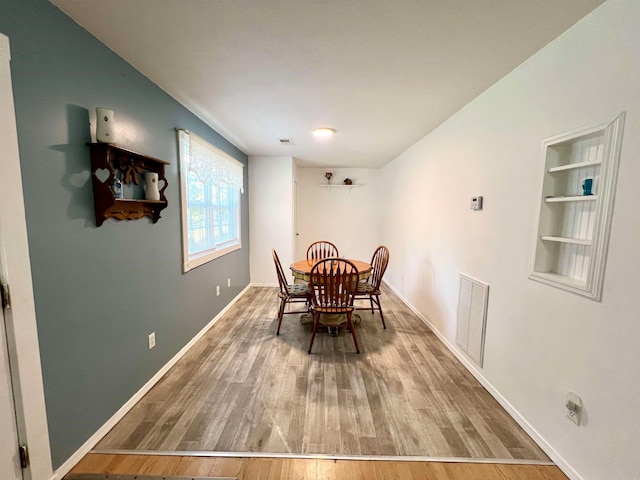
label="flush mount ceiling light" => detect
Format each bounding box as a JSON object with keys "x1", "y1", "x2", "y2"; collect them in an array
[{"x1": 312, "y1": 127, "x2": 336, "y2": 137}]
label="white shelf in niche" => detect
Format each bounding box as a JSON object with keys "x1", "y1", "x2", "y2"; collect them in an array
[
  {"x1": 532, "y1": 272, "x2": 588, "y2": 290},
  {"x1": 544, "y1": 195, "x2": 598, "y2": 203},
  {"x1": 540, "y1": 236, "x2": 592, "y2": 246},
  {"x1": 547, "y1": 160, "x2": 601, "y2": 173},
  {"x1": 529, "y1": 112, "x2": 625, "y2": 301}
]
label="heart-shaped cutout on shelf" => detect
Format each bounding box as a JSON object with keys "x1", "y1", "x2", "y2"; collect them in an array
[{"x1": 94, "y1": 168, "x2": 111, "y2": 184}]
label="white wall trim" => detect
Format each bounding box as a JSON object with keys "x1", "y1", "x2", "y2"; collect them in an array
[
  {"x1": 0, "y1": 31, "x2": 53, "y2": 480},
  {"x1": 382, "y1": 279, "x2": 582, "y2": 480},
  {"x1": 250, "y1": 282, "x2": 278, "y2": 287},
  {"x1": 50, "y1": 284, "x2": 251, "y2": 480},
  {"x1": 0, "y1": 34, "x2": 9, "y2": 61}
]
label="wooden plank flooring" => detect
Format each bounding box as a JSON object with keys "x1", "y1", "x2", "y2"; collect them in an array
[
  {"x1": 95, "y1": 285, "x2": 549, "y2": 461},
  {"x1": 68, "y1": 453, "x2": 569, "y2": 480}
]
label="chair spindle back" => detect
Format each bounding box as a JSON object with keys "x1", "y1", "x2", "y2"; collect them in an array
[
  {"x1": 369, "y1": 246, "x2": 390, "y2": 288},
  {"x1": 306, "y1": 241, "x2": 339, "y2": 261},
  {"x1": 309, "y1": 258, "x2": 359, "y2": 312}
]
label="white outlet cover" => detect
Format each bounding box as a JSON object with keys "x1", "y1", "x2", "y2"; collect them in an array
[{"x1": 566, "y1": 392, "x2": 583, "y2": 426}]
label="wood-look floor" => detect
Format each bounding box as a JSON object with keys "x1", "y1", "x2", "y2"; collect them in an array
[
  {"x1": 68, "y1": 453, "x2": 569, "y2": 479},
  {"x1": 95, "y1": 285, "x2": 548, "y2": 462}
]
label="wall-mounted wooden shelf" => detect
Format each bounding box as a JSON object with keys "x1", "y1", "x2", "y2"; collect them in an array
[{"x1": 88, "y1": 143, "x2": 169, "y2": 226}]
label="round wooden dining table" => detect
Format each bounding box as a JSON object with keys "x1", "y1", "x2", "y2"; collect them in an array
[{"x1": 290, "y1": 258, "x2": 372, "y2": 282}]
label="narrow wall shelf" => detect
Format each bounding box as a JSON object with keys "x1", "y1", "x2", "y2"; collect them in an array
[
  {"x1": 544, "y1": 195, "x2": 598, "y2": 203},
  {"x1": 547, "y1": 160, "x2": 601, "y2": 173},
  {"x1": 541, "y1": 236, "x2": 592, "y2": 246},
  {"x1": 317, "y1": 184, "x2": 363, "y2": 192},
  {"x1": 532, "y1": 272, "x2": 588, "y2": 290}
]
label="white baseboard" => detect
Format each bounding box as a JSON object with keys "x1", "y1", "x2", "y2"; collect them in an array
[
  {"x1": 382, "y1": 280, "x2": 581, "y2": 480},
  {"x1": 250, "y1": 282, "x2": 278, "y2": 287},
  {"x1": 50, "y1": 284, "x2": 252, "y2": 480}
]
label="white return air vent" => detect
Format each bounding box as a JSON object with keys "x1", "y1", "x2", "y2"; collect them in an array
[
  {"x1": 456, "y1": 274, "x2": 489, "y2": 367},
  {"x1": 279, "y1": 138, "x2": 294, "y2": 146}
]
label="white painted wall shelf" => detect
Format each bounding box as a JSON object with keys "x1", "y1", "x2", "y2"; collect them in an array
[
  {"x1": 541, "y1": 236, "x2": 592, "y2": 246},
  {"x1": 532, "y1": 271, "x2": 588, "y2": 290},
  {"x1": 544, "y1": 195, "x2": 598, "y2": 203},
  {"x1": 547, "y1": 160, "x2": 601, "y2": 173},
  {"x1": 530, "y1": 113, "x2": 625, "y2": 300},
  {"x1": 317, "y1": 184, "x2": 363, "y2": 192}
]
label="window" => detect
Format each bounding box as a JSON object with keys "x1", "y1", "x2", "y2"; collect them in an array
[{"x1": 177, "y1": 129, "x2": 244, "y2": 272}]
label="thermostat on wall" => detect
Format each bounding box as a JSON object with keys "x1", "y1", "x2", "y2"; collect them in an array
[{"x1": 471, "y1": 196, "x2": 483, "y2": 211}]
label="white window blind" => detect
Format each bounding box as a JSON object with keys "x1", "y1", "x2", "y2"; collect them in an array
[{"x1": 177, "y1": 129, "x2": 244, "y2": 272}]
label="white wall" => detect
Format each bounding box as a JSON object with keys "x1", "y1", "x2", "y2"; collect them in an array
[
  {"x1": 380, "y1": 1, "x2": 639, "y2": 479},
  {"x1": 295, "y1": 167, "x2": 381, "y2": 262},
  {"x1": 249, "y1": 156, "x2": 294, "y2": 285}
]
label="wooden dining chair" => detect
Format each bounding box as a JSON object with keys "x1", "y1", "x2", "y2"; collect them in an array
[
  {"x1": 272, "y1": 249, "x2": 311, "y2": 335},
  {"x1": 354, "y1": 245, "x2": 390, "y2": 329},
  {"x1": 306, "y1": 240, "x2": 339, "y2": 261},
  {"x1": 308, "y1": 258, "x2": 360, "y2": 354}
]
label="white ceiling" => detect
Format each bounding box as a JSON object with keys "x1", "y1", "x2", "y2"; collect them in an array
[{"x1": 51, "y1": 0, "x2": 604, "y2": 168}]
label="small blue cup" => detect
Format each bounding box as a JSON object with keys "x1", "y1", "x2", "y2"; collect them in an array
[{"x1": 582, "y1": 178, "x2": 593, "y2": 196}]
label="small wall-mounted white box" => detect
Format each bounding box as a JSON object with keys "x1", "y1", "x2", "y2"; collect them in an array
[{"x1": 471, "y1": 196, "x2": 483, "y2": 210}]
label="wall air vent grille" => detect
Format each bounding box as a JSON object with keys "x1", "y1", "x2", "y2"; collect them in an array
[
  {"x1": 279, "y1": 138, "x2": 294, "y2": 146},
  {"x1": 456, "y1": 274, "x2": 489, "y2": 367}
]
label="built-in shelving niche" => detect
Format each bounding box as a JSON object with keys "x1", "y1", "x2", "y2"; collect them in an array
[{"x1": 530, "y1": 113, "x2": 625, "y2": 300}]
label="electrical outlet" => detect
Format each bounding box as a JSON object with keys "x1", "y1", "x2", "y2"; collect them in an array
[
  {"x1": 566, "y1": 392, "x2": 583, "y2": 426},
  {"x1": 148, "y1": 332, "x2": 156, "y2": 350},
  {"x1": 227, "y1": 278, "x2": 231, "y2": 287},
  {"x1": 216, "y1": 285, "x2": 220, "y2": 296}
]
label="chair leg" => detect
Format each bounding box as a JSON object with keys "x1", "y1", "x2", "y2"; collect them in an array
[
  {"x1": 276, "y1": 298, "x2": 286, "y2": 335},
  {"x1": 346, "y1": 311, "x2": 360, "y2": 354},
  {"x1": 308, "y1": 311, "x2": 319, "y2": 354},
  {"x1": 369, "y1": 295, "x2": 374, "y2": 313},
  {"x1": 374, "y1": 294, "x2": 386, "y2": 329}
]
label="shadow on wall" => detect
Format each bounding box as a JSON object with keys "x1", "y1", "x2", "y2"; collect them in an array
[
  {"x1": 405, "y1": 256, "x2": 448, "y2": 331},
  {"x1": 51, "y1": 104, "x2": 93, "y2": 226}
]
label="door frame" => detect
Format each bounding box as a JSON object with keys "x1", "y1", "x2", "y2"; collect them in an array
[
  {"x1": 0, "y1": 32, "x2": 53, "y2": 480},
  {"x1": 0, "y1": 283, "x2": 22, "y2": 479}
]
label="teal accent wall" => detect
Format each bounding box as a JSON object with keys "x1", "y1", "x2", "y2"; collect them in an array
[{"x1": 0, "y1": 0, "x2": 250, "y2": 468}]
